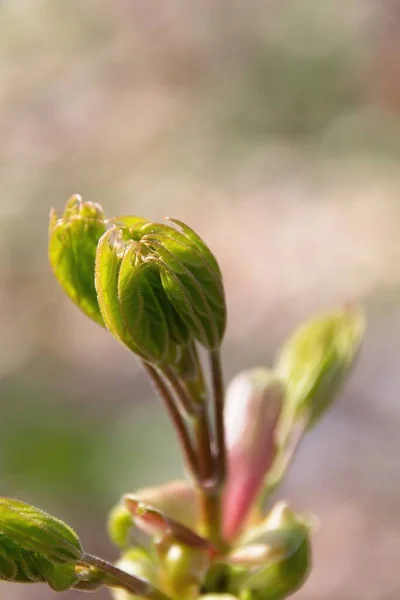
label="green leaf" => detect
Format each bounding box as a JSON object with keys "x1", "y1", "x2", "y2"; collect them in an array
[
  {"x1": 117, "y1": 247, "x2": 179, "y2": 365},
  {"x1": 148, "y1": 226, "x2": 226, "y2": 349},
  {"x1": 167, "y1": 219, "x2": 222, "y2": 278},
  {"x1": 0, "y1": 534, "x2": 41, "y2": 582},
  {"x1": 108, "y1": 504, "x2": 134, "y2": 549},
  {"x1": 49, "y1": 194, "x2": 106, "y2": 326},
  {"x1": 0, "y1": 533, "x2": 79, "y2": 591},
  {"x1": 236, "y1": 503, "x2": 311, "y2": 600},
  {"x1": 0, "y1": 498, "x2": 83, "y2": 564},
  {"x1": 38, "y1": 559, "x2": 79, "y2": 591},
  {"x1": 95, "y1": 228, "x2": 141, "y2": 355},
  {"x1": 96, "y1": 226, "x2": 190, "y2": 365},
  {"x1": 275, "y1": 305, "x2": 365, "y2": 443}
]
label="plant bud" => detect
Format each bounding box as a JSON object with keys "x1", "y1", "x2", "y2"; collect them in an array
[
  {"x1": 108, "y1": 481, "x2": 198, "y2": 550},
  {"x1": 49, "y1": 195, "x2": 106, "y2": 326},
  {"x1": 111, "y1": 547, "x2": 161, "y2": 600},
  {"x1": 238, "y1": 503, "x2": 311, "y2": 600},
  {"x1": 0, "y1": 534, "x2": 79, "y2": 591},
  {"x1": 151, "y1": 220, "x2": 226, "y2": 349},
  {"x1": 163, "y1": 542, "x2": 209, "y2": 597},
  {"x1": 223, "y1": 369, "x2": 284, "y2": 541},
  {"x1": 108, "y1": 504, "x2": 134, "y2": 549},
  {"x1": 95, "y1": 225, "x2": 189, "y2": 365},
  {"x1": 124, "y1": 497, "x2": 213, "y2": 552},
  {"x1": 38, "y1": 560, "x2": 79, "y2": 591},
  {"x1": 275, "y1": 305, "x2": 365, "y2": 445},
  {"x1": 0, "y1": 498, "x2": 82, "y2": 564},
  {"x1": 95, "y1": 216, "x2": 226, "y2": 365},
  {"x1": 132, "y1": 481, "x2": 198, "y2": 531}
]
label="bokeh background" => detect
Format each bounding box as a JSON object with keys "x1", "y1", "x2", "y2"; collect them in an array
[{"x1": 1, "y1": 0, "x2": 400, "y2": 598}]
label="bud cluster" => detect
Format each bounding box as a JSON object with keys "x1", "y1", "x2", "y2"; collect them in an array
[
  {"x1": 49, "y1": 197, "x2": 226, "y2": 369},
  {"x1": 0, "y1": 196, "x2": 366, "y2": 600}
]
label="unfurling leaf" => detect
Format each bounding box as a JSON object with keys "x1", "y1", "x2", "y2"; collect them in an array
[
  {"x1": 38, "y1": 560, "x2": 79, "y2": 591},
  {"x1": 120, "y1": 481, "x2": 198, "y2": 533},
  {"x1": 95, "y1": 217, "x2": 226, "y2": 366},
  {"x1": 0, "y1": 533, "x2": 79, "y2": 591},
  {"x1": 49, "y1": 195, "x2": 106, "y2": 325},
  {"x1": 0, "y1": 498, "x2": 82, "y2": 564},
  {"x1": 124, "y1": 496, "x2": 214, "y2": 552},
  {"x1": 275, "y1": 305, "x2": 365, "y2": 444},
  {"x1": 223, "y1": 369, "x2": 284, "y2": 541},
  {"x1": 237, "y1": 503, "x2": 311, "y2": 600}
]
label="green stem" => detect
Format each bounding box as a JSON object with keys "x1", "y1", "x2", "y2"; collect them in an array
[
  {"x1": 209, "y1": 349, "x2": 226, "y2": 487},
  {"x1": 165, "y1": 359, "x2": 222, "y2": 548},
  {"x1": 163, "y1": 365, "x2": 197, "y2": 416},
  {"x1": 142, "y1": 362, "x2": 200, "y2": 485},
  {"x1": 262, "y1": 417, "x2": 307, "y2": 505},
  {"x1": 168, "y1": 356, "x2": 215, "y2": 484},
  {"x1": 81, "y1": 553, "x2": 171, "y2": 600}
]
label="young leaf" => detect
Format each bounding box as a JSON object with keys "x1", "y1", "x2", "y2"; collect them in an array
[
  {"x1": 108, "y1": 504, "x2": 134, "y2": 549},
  {"x1": 275, "y1": 305, "x2": 365, "y2": 444},
  {"x1": 95, "y1": 228, "x2": 142, "y2": 355},
  {"x1": 0, "y1": 498, "x2": 83, "y2": 564},
  {"x1": 124, "y1": 497, "x2": 214, "y2": 552},
  {"x1": 38, "y1": 559, "x2": 79, "y2": 591},
  {"x1": 49, "y1": 195, "x2": 106, "y2": 326},
  {"x1": 118, "y1": 249, "x2": 176, "y2": 365},
  {"x1": 223, "y1": 369, "x2": 284, "y2": 541},
  {"x1": 236, "y1": 503, "x2": 311, "y2": 600},
  {"x1": 152, "y1": 226, "x2": 226, "y2": 349}
]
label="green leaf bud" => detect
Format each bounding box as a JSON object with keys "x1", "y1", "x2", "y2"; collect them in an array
[
  {"x1": 0, "y1": 533, "x2": 79, "y2": 590},
  {"x1": 275, "y1": 305, "x2": 365, "y2": 444},
  {"x1": 95, "y1": 226, "x2": 188, "y2": 365},
  {"x1": 0, "y1": 498, "x2": 83, "y2": 564},
  {"x1": 163, "y1": 542, "x2": 209, "y2": 597},
  {"x1": 38, "y1": 560, "x2": 79, "y2": 591},
  {"x1": 117, "y1": 243, "x2": 185, "y2": 364},
  {"x1": 149, "y1": 221, "x2": 226, "y2": 349},
  {"x1": 49, "y1": 194, "x2": 106, "y2": 326},
  {"x1": 0, "y1": 534, "x2": 42, "y2": 582},
  {"x1": 111, "y1": 548, "x2": 160, "y2": 600},
  {"x1": 237, "y1": 503, "x2": 311, "y2": 600},
  {"x1": 95, "y1": 216, "x2": 225, "y2": 365},
  {"x1": 108, "y1": 504, "x2": 134, "y2": 549}
]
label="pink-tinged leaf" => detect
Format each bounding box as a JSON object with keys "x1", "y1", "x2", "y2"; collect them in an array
[
  {"x1": 124, "y1": 497, "x2": 215, "y2": 553},
  {"x1": 222, "y1": 369, "x2": 284, "y2": 541},
  {"x1": 134, "y1": 481, "x2": 198, "y2": 531}
]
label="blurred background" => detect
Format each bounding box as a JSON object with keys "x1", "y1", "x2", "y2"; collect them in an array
[{"x1": 1, "y1": 0, "x2": 400, "y2": 598}]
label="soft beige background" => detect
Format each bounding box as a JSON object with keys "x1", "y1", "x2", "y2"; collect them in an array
[{"x1": 1, "y1": 1, "x2": 400, "y2": 599}]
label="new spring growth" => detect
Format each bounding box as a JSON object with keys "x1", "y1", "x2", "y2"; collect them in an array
[
  {"x1": 0, "y1": 498, "x2": 83, "y2": 564},
  {"x1": 223, "y1": 370, "x2": 284, "y2": 541},
  {"x1": 275, "y1": 305, "x2": 365, "y2": 446},
  {"x1": 0, "y1": 498, "x2": 83, "y2": 592},
  {"x1": 48, "y1": 194, "x2": 106, "y2": 326},
  {"x1": 95, "y1": 216, "x2": 226, "y2": 366},
  {"x1": 44, "y1": 196, "x2": 368, "y2": 600},
  {"x1": 234, "y1": 503, "x2": 311, "y2": 600}
]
